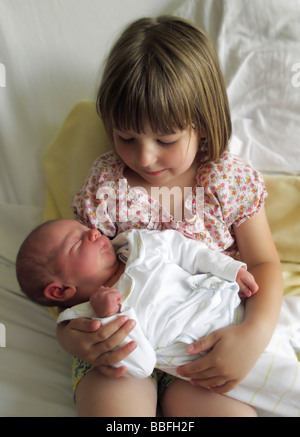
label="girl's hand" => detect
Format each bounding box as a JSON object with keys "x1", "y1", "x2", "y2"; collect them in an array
[
  {"x1": 56, "y1": 316, "x2": 137, "y2": 378},
  {"x1": 236, "y1": 268, "x2": 259, "y2": 298},
  {"x1": 177, "y1": 322, "x2": 264, "y2": 393}
]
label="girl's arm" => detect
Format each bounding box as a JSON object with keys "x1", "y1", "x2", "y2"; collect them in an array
[
  {"x1": 233, "y1": 206, "x2": 283, "y2": 342},
  {"x1": 177, "y1": 207, "x2": 283, "y2": 392},
  {"x1": 56, "y1": 316, "x2": 137, "y2": 378}
]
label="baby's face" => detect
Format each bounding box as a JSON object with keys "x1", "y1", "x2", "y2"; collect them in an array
[{"x1": 41, "y1": 220, "x2": 118, "y2": 299}]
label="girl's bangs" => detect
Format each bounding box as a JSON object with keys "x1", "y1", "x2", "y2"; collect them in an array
[{"x1": 109, "y1": 68, "x2": 192, "y2": 135}]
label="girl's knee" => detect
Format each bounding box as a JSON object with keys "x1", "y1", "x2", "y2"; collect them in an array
[
  {"x1": 76, "y1": 370, "x2": 157, "y2": 417},
  {"x1": 161, "y1": 379, "x2": 257, "y2": 417}
]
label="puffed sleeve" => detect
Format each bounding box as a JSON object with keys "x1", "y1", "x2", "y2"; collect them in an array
[{"x1": 199, "y1": 152, "x2": 268, "y2": 229}]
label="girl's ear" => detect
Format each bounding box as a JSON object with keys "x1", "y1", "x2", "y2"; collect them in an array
[{"x1": 44, "y1": 282, "x2": 76, "y2": 303}]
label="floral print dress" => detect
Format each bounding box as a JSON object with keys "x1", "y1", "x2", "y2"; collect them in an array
[{"x1": 72, "y1": 150, "x2": 267, "y2": 259}]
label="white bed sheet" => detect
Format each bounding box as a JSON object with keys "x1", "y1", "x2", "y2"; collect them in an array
[
  {"x1": 176, "y1": 0, "x2": 300, "y2": 174},
  {"x1": 0, "y1": 0, "x2": 299, "y2": 417}
]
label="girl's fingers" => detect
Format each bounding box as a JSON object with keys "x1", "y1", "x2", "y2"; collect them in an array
[
  {"x1": 177, "y1": 334, "x2": 219, "y2": 378},
  {"x1": 93, "y1": 340, "x2": 137, "y2": 368},
  {"x1": 209, "y1": 380, "x2": 238, "y2": 394},
  {"x1": 189, "y1": 375, "x2": 229, "y2": 389},
  {"x1": 186, "y1": 332, "x2": 219, "y2": 355},
  {"x1": 65, "y1": 316, "x2": 137, "y2": 368},
  {"x1": 178, "y1": 365, "x2": 218, "y2": 381},
  {"x1": 95, "y1": 317, "x2": 136, "y2": 344},
  {"x1": 68, "y1": 317, "x2": 101, "y2": 333},
  {"x1": 97, "y1": 365, "x2": 128, "y2": 379},
  {"x1": 91, "y1": 319, "x2": 137, "y2": 367}
]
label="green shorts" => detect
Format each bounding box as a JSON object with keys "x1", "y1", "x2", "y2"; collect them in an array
[{"x1": 72, "y1": 357, "x2": 177, "y2": 402}]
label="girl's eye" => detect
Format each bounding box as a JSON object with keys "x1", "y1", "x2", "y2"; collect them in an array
[
  {"x1": 118, "y1": 136, "x2": 134, "y2": 144},
  {"x1": 157, "y1": 140, "x2": 176, "y2": 147},
  {"x1": 117, "y1": 135, "x2": 176, "y2": 147}
]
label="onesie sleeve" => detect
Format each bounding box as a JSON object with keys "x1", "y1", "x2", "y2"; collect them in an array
[
  {"x1": 56, "y1": 302, "x2": 95, "y2": 323},
  {"x1": 147, "y1": 229, "x2": 246, "y2": 282}
]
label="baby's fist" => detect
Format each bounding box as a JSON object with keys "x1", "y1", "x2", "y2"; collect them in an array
[
  {"x1": 236, "y1": 268, "x2": 259, "y2": 298},
  {"x1": 90, "y1": 286, "x2": 122, "y2": 317}
]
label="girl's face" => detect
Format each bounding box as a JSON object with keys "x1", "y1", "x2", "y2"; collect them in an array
[
  {"x1": 42, "y1": 220, "x2": 118, "y2": 300},
  {"x1": 113, "y1": 124, "x2": 199, "y2": 186}
]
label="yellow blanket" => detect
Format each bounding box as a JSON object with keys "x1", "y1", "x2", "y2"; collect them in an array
[{"x1": 43, "y1": 100, "x2": 300, "y2": 297}]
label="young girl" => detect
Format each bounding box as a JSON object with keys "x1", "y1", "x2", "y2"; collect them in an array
[{"x1": 56, "y1": 16, "x2": 283, "y2": 417}]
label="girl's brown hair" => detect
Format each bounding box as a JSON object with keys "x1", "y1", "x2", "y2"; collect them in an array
[{"x1": 96, "y1": 16, "x2": 231, "y2": 163}]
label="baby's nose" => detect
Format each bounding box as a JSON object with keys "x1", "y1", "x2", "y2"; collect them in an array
[{"x1": 88, "y1": 229, "x2": 101, "y2": 241}]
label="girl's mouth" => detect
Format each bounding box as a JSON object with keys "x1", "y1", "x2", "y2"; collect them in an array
[{"x1": 144, "y1": 169, "x2": 166, "y2": 176}]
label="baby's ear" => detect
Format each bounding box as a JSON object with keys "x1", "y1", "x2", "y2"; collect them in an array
[{"x1": 44, "y1": 282, "x2": 76, "y2": 302}]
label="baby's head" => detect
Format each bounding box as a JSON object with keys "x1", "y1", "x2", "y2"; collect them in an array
[
  {"x1": 16, "y1": 219, "x2": 118, "y2": 307},
  {"x1": 97, "y1": 15, "x2": 231, "y2": 164}
]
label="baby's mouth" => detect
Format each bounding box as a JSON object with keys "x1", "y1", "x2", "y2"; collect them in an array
[{"x1": 98, "y1": 236, "x2": 110, "y2": 251}]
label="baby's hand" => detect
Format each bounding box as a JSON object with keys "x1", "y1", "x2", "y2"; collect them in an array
[
  {"x1": 90, "y1": 286, "x2": 122, "y2": 318},
  {"x1": 236, "y1": 268, "x2": 259, "y2": 298}
]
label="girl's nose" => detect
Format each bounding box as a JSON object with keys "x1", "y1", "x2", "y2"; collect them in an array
[
  {"x1": 88, "y1": 229, "x2": 100, "y2": 241},
  {"x1": 136, "y1": 143, "x2": 157, "y2": 168}
]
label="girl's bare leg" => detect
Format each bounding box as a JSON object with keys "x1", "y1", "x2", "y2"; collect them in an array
[
  {"x1": 161, "y1": 379, "x2": 257, "y2": 417},
  {"x1": 75, "y1": 368, "x2": 157, "y2": 417}
]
